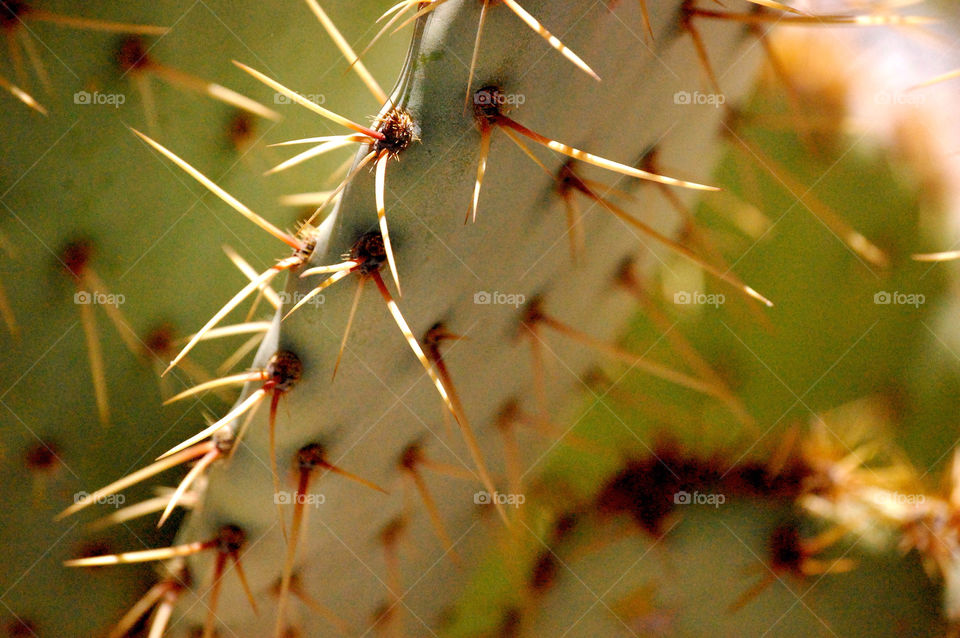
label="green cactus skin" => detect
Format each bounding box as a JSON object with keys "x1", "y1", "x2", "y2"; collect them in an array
[
  {"x1": 0, "y1": 1, "x2": 402, "y2": 635},
  {"x1": 166, "y1": 2, "x2": 772, "y2": 635},
  {"x1": 443, "y1": 70, "x2": 953, "y2": 637}
]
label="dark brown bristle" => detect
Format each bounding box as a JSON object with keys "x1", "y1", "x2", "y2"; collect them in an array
[
  {"x1": 615, "y1": 256, "x2": 640, "y2": 289},
  {"x1": 423, "y1": 323, "x2": 446, "y2": 351},
  {"x1": 74, "y1": 540, "x2": 114, "y2": 571},
  {"x1": 679, "y1": 0, "x2": 695, "y2": 28},
  {"x1": 267, "y1": 350, "x2": 303, "y2": 392},
  {"x1": 556, "y1": 161, "x2": 580, "y2": 193},
  {"x1": 557, "y1": 162, "x2": 595, "y2": 201},
  {"x1": 144, "y1": 323, "x2": 175, "y2": 355},
  {"x1": 596, "y1": 458, "x2": 682, "y2": 536},
  {"x1": 0, "y1": 1, "x2": 28, "y2": 30},
  {"x1": 296, "y1": 443, "x2": 326, "y2": 470},
  {"x1": 725, "y1": 460, "x2": 809, "y2": 499},
  {"x1": 270, "y1": 572, "x2": 300, "y2": 597},
  {"x1": 552, "y1": 512, "x2": 579, "y2": 543},
  {"x1": 374, "y1": 107, "x2": 417, "y2": 156},
  {"x1": 216, "y1": 525, "x2": 246, "y2": 555},
  {"x1": 495, "y1": 399, "x2": 520, "y2": 430},
  {"x1": 529, "y1": 550, "x2": 558, "y2": 593},
  {"x1": 473, "y1": 85, "x2": 504, "y2": 124},
  {"x1": 519, "y1": 296, "x2": 545, "y2": 330},
  {"x1": 60, "y1": 241, "x2": 92, "y2": 278},
  {"x1": 350, "y1": 232, "x2": 386, "y2": 275},
  {"x1": 498, "y1": 608, "x2": 523, "y2": 638},
  {"x1": 24, "y1": 441, "x2": 59, "y2": 472},
  {"x1": 769, "y1": 523, "x2": 804, "y2": 573},
  {"x1": 6, "y1": 618, "x2": 37, "y2": 638},
  {"x1": 116, "y1": 36, "x2": 150, "y2": 72},
  {"x1": 371, "y1": 602, "x2": 395, "y2": 626},
  {"x1": 639, "y1": 146, "x2": 661, "y2": 173},
  {"x1": 595, "y1": 444, "x2": 721, "y2": 536},
  {"x1": 227, "y1": 110, "x2": 257, "y2": 149},
  {"x1": 721, "y1": 107, "x2": 743, "y2": 138},
  {"x1": 597, "y1": 439, "x2": 812, "y2": 536},
  {"x1": 582, "y1": 367, "x2": 609, "y2": 391},
  {"x1": 398, "y1": 443, "x2": 422, "y2": 471},
  {"x1": 379, "y1": 516, "x2": 406, "y2": 546}
]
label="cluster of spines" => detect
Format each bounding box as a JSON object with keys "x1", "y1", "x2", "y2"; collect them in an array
[{"x1": 459, "y1": 414, "x2": 940, "y2": 633}]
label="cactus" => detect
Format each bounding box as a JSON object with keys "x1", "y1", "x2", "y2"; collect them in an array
[{"x1": 1, "y1": 0, "x2": 958, "y2": 637}]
